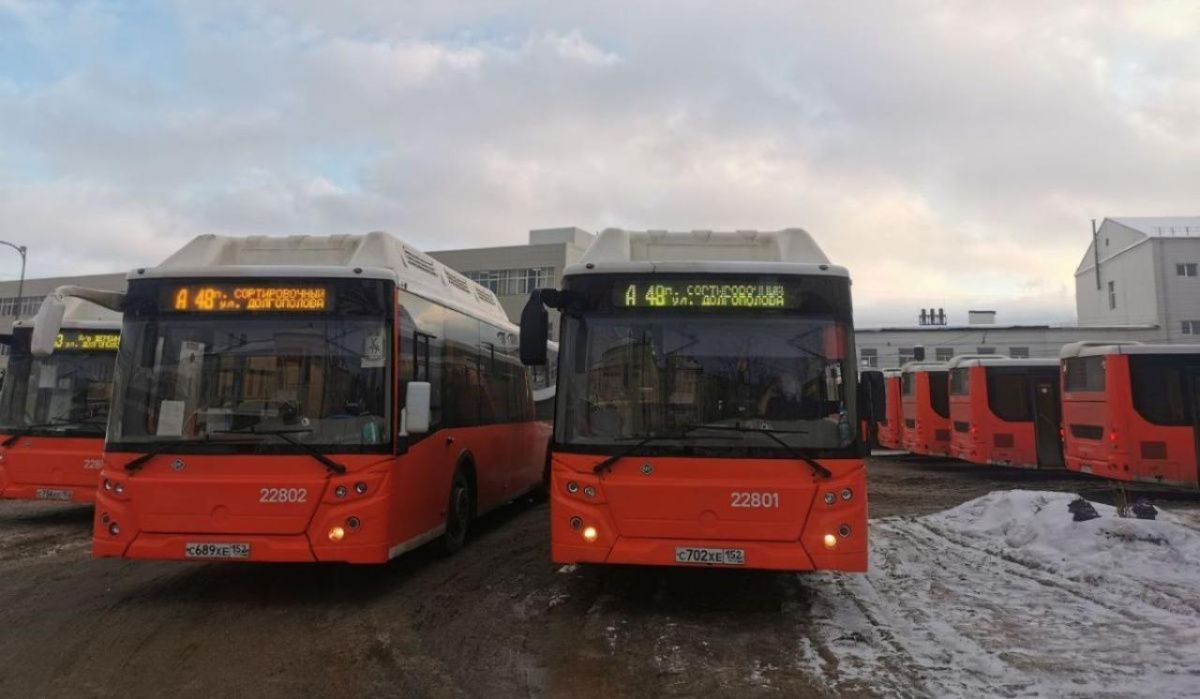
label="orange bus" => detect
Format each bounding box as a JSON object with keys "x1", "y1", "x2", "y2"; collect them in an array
[
  {"x1": 876, "y1": 370, "x2": 903, "y2": 450},
  {"x1": 948, "y1": 356, "x2": 1063, "y2": 469},
  {"x1": 33, "y1": 232, "x2": 549, "y2": 563},
  {"x1": 900, "y1": 361, "x2": 951, "y2": 456},
  {"x1": 0, "y1": 299, "x2": 120, "y2": 503},
  {"x1": 519, "y1": 228, "x2": 869, "y2": 573},
  {"x1": 1061, "y1": 342, "x2": 1200, "y2": 489}
]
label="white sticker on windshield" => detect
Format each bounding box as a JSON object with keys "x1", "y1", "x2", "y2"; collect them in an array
[
  {"x1": 156, "y1": 400, "x2": 186, "y2": 436},
  {"x1": 38, "y1": 364, "x2": 57, "y2": 389},
  {"x1": 362, "y1": 330, "x2": 385, "y2": 368}
]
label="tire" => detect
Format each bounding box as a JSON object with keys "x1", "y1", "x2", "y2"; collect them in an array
[{"x1": 437, "y1": 468, "x2": 472, "y2": 556}]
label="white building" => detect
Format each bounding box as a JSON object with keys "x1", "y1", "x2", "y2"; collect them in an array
[{"x1": 857, "y1": 216, "x2": 1200, "y2": 368}]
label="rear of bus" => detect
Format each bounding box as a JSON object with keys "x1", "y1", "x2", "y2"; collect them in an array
[
  {"x1": 1063, "y1": 343, "x2": 1200, "y2": 488},
  {"x1": 524, "y1": 229, "x2": 868, "y2": 573},
  {"x1": 901, "y1": 364, "x2": 950, "y2": 456},
  {"x1": 876, "y1": 371, "x2": 903, "y2": 449},
  {"x1": 0, "y1": 313, "x2": 118, "y2": 504}
]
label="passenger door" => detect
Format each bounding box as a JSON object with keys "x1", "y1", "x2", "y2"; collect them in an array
[{"x1": 1033, "y1": 379, "x2": 1064, "y2": 468}]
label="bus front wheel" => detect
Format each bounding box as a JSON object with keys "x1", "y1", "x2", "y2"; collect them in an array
[{"x1": 438, "y1": 468, "x2": 473, "y2": 556}]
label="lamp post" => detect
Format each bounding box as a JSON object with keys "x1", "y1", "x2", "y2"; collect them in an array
[{"x1": 0, "y1": 241, "x2": 27, "y2": 319}]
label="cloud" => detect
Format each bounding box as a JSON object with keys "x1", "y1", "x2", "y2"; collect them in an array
[{"x1": 0, "y1": 1, "x2": 1198, "y2": 325}]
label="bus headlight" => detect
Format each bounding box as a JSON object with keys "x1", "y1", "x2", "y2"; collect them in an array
[
  {"x1": 567, "y1": 481, "x2": 579, "y2": 494},
  {"x1": 582, "y1": 526, "x2": 598, "y2": 543},
  {"x1": 355, "y1": 482, "x2": 368, "y2": 495},
  {"x1": 108, "y1": 522, "x2": 120, "y2": 536},
  {"x1": 823, "y1": 492, "x2": 836, "y2": 505},
  {"x1": 841, "y1": 488, "x2": 853, "y2": 501},
  {"x1": 328, "y1": 526, "x2": 345, "y2": 542},
  {"x1": 334, "y1": 486, "x2": 348, "y2": 499},
  {"x1": 823, "y1": 533, "x2": 837, "y2": 549},
  {"x1": 583, "y1": 486, "x2": 596, "y2": 498},
  {"x1": 838, "y1": 524, "x2": 852, "y2": 538}
]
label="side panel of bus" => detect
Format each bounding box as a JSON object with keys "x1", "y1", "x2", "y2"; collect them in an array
[{"x1": 877, "y1": 376, "x2": 903, "y2": 449}]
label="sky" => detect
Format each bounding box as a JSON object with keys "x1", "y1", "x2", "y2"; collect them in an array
[{"x1": 1, "y1": 1, "x2": 1198, "y2": 325}]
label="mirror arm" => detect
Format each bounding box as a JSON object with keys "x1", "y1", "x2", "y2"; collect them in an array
[{"x1": 51, "y1": 285, "x2": 126, "y2": 313}]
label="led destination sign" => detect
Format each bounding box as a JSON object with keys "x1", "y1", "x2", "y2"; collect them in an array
[
  {"x1": 162, "y1": 285, "x2": 331, "y2": 312},
  {"x1": 615, "y1": 281, "x2": 789, "y2": 309},
  {"x1": 54, "y1": 330, "x2": 120, "y2": 351}
]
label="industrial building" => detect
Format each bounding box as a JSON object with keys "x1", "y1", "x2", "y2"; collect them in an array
[{"x1": 0, "y1": 217, "x2": 1195, "y2": 370}]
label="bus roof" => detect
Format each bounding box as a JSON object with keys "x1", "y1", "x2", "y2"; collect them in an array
[
  {"x1": 900, "y1": 360, "x2": 949, "y2": 373},
  {"x1": 129, "y1": 232, "x2": 510, "y2": 327},
  {"x1": 565, "y1": 228, "x2": 848, "y2": 278},
  {"x1": 15, "y1": 297, "x2": 122, "y2": 332},
  {"x1": 1061, "y1": 341, "x2": 1200, "y2": 358},
  {"x1": 944, "y1": 354, "x2": 1010, "y2": 369},
  {"x1": 949, "y1": 357, "x2": 1059, "y2": 369}
]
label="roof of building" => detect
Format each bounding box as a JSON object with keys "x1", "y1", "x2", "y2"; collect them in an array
[
  {"x1": 133, "y1": 232, "x2": 511, "y2": 327},
  {"x1": 1110, "y1": 217, "x2": 1200, "y2": 238},
  {"x1": 567, "y1": 228, "x2": 847, "y2": 277},
  {"x1": 856, "y1": 322, "x2": 1159, "y2": 333},
  {"x1": 1060, "y1": 341, "x2": 1200, "y2": 359}
]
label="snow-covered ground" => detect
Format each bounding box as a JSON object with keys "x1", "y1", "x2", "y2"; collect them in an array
[{"x1": 800, "y1": 490, "x2": 1200, "y2": 698}]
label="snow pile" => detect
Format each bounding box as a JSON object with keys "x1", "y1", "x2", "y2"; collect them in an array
[{"x1": 798, "y1": 490, "x2": 1200, "y2": 698}]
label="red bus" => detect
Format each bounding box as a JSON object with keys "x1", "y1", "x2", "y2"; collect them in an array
[
  {"x1": 0, "y1": 299, "x2": 120, "y2": 503},
  {"x1": 948, "y1": 356, "x2": 1063, "y2": 469},
  {"x1": 1061, "y1": 342, "x2": 1200, "y2": 489},
  {"x1": 520, "y1": 228, "x2": 870, "y2": 573},
  {"x1": 876, "y1": 370, "x2": 903, "y2": 450},
  {"x1": 900, "y1": 361, "x2": 951, "y2": 456},
  {"x1": 32, "y1": 233, "x2": 549, "y2": 563}
]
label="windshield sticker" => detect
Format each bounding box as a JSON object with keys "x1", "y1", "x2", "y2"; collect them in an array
[
  {"x1": 156, "y1": 400, "x2": 186, "y2": 436},
  {"x1": 362, "y1": 331, "x2": 386, "y2": 368},
  {"x1": 38, "y1": 364, "x2": 58, "y2": 389}
]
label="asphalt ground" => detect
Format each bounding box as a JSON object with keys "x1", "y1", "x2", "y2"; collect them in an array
[{"x1": 0, "y1": 454, "x2": 1194, "y2": 698}]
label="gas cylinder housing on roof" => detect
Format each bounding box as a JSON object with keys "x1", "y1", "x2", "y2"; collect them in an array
[
  {"x1": 565, "y1": 228, "x2": 848, "y2": 278},
  {"x1": 15, "y1": 297, "x2": 122, "y2": 332},
  {"x1": 131, "y1": 232, "x2": 510, "y2": 327}
]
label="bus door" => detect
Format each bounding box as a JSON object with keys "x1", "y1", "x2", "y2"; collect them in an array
[{"x1": 1033, "y1": 377, "x2": 1064, "y2": 468}]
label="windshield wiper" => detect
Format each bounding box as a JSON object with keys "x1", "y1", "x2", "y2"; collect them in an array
[
  {"x1": 125, "y1": 434, "x2": 214, "y2": 472},
  {"x1": 1, "y1": 417, "x2": 91, "y2": 446},
  {"x1": 213, "y1": 426, "x2": 347, "y2": 475},
  {"x1": 592, "y1": 425, "x2": 736, "y2": 475},
  {"x1": 687, "y1": 423, "x2": 832, "y2": 479}
]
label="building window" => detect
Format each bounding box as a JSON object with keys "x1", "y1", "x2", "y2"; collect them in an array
[
  {"x1": 935, "y1": 348, "x2": 954, "y2": 362},
  {"x1": 0, "y1": 296, "x2": 42, "y2": 318},
  {"x1": 860, "y1": 348, "x2": 878, "y2": 368},
  {"x1": 1182, "y1": 321, "x2": 1200, "y2": 335},
  {"x1": 976, "y1": 347, "x2": 996, "y2": 355},
  {"x1": 898, "y1": 347, "x2": 915, "y2": 366},
  {"x1": 1009, "y1": 347, "x2": 1030, "y2": 358},
  {"x1": 1107, "y1": 281, "x2": 1117, "y2": 310},
  {"x1": 465, "y1": 267, "x2": 555, "y2": 296},
  {"x1": 1177, "y1": 263, "x2": 1198, "y2": 277}
]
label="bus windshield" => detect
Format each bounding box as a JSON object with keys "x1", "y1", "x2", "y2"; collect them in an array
[
  {"x1": 0, "y1": 346, "x2": 115, "y2": 436},
  {"x1": 557, "y1": 314, "x2": 856, "y2": 452},
  {"x1": 109, "y1": 316, "x2": 390, "y2": 452}
]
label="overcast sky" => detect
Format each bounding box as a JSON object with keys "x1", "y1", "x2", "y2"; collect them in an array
[{"x1": 2, "y1": 1, "x2": 1198, "y2": 325}]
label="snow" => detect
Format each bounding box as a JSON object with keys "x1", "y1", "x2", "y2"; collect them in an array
[{"x1": 799, "y1": 490, "x2": 1200, "y2": 698}]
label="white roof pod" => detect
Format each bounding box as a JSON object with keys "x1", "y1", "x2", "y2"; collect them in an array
[
  {"x1": 134, "y1": 232, "x2": 510, "y2": 327},
  {"x1": 16, "y1": 296, "x2": 122, "y2": 332},
  {"x1": 1061, "y1": 341, "x2": 1200, "y2": 359},
  {"x1": 567, "y1": 228, "x2": 847, "y2": 278},
  {"x1": 949, "y1": 356, "x2": 1059, "y2": 369}
]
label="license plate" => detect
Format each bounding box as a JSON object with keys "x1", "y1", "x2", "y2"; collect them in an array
[
  {"x1": 674, "y1": 546, "x2": 745, "y2": 566},
  {"x1": 184, "y1": 542, "x2": 251, "y2": 559},
  {"x1": 35, "y1": 488, "x2": 73, "y2": 501}
]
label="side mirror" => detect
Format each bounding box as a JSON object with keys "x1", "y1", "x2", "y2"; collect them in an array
[
  {"x1": 519, "y1": 290, "x2": 549, "y2": 366},
  {"x1": 405, "y1": 381, "x2": 431, "y2": 434},
  {"x1": 30, "y1": 295, "x2": 67, "y2": 357}
]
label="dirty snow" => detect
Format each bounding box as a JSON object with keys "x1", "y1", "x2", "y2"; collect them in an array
[{"x1": 800, "y1": 490, "x2": 1200, "y2": 698}]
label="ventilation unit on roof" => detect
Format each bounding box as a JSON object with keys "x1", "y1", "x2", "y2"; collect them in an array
[
  {"x1": 918, "y1": 308, "x2": 947, "y2": 326},
  {"x1": 402, "y1": 246, "x2": 438, "y2": 276},
  {"x1": 445, "y1": 271, "x2": 472, "y2": 294},
  {"x1": 968, "y1": 310, "x2": 996, "y2": 326},
  {"x1": 474, "y1": 288, "x2": 496, "y2": 305}
]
